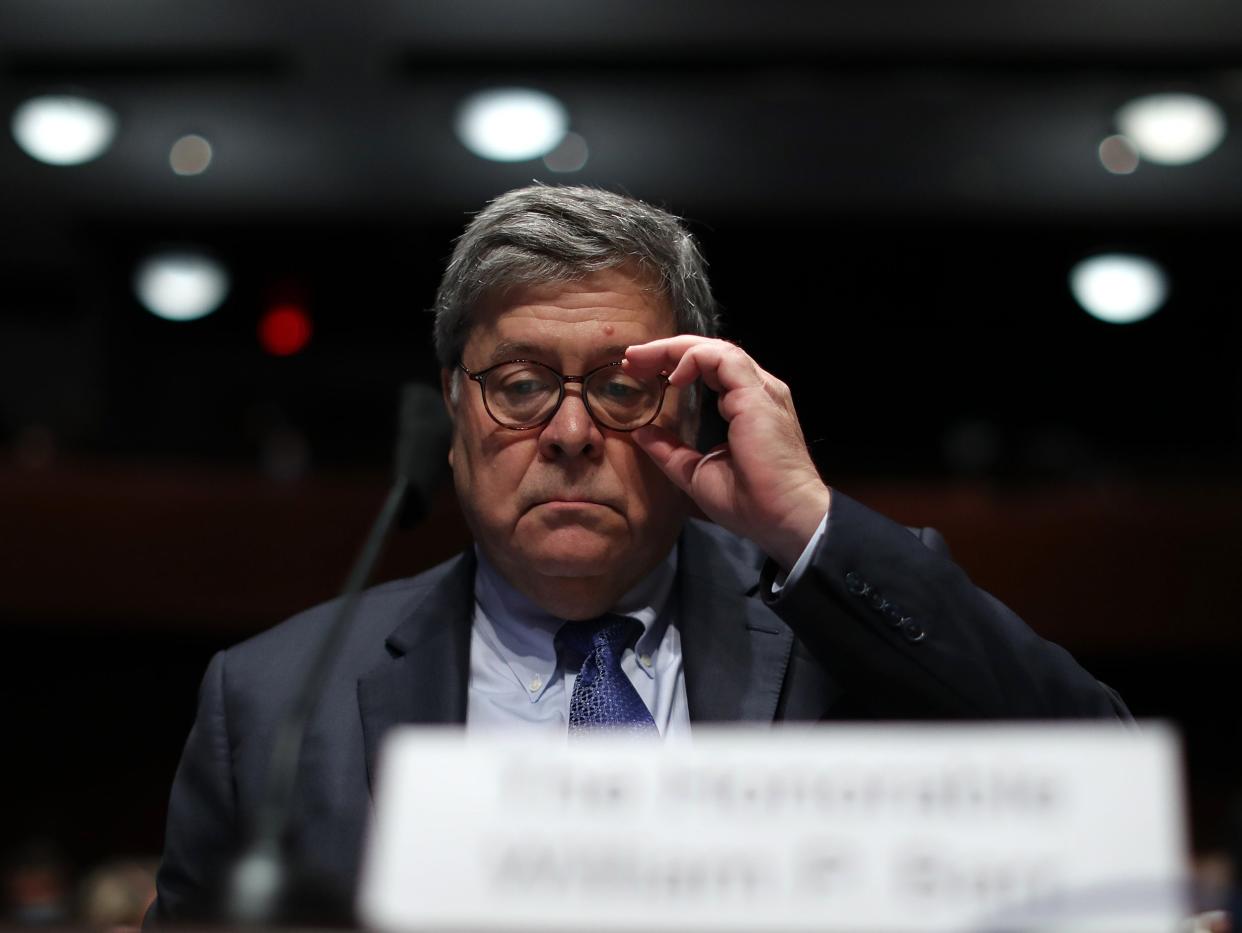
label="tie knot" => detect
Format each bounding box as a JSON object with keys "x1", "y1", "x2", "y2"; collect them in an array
[{"x1": 555, "y1": 614, "x2": 642, "y2": 671}]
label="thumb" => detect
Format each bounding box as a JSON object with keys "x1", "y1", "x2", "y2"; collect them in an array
[{"x1": 632, "y1": 424, "x2": 703, "y2": 494}]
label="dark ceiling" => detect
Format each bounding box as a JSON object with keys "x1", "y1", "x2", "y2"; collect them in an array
[
  {"x1": 1, "y1": 0, "x2": 1240, "y2": 477},
  {"x1": 4, "y1": 0, "x2": 1242, "y2": 219}
]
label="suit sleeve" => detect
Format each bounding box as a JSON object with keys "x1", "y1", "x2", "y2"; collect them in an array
[
  {"x1": 761, "y1": 490, "x2": 1133, "y2": 720},
  {"x1": 146, "y1": 650, "x2": 239, "y2": 925}
]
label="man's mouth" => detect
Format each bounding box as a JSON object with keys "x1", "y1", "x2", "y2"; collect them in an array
[{"x1": 528, "y1": 497, "x2": 618, "y2": 513}]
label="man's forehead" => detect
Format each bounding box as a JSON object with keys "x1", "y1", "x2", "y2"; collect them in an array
[
  {"x1": 476, "y1": 269, "x2": 669, "y2": 315},
  {"x1": 463, "y1": 271, "x2": 676, "y2": 361},
  {"x1": 486, "y1": 261, "x2": 658, "y2": 299}
]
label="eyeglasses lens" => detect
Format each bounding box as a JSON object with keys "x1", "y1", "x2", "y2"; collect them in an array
[
  {"x1": 484, "y1": 362, "x2": 661, "y2": 430},
  {"x1": 487, "y1": 363, "x2": 560, "y2": 427},
  {"x1": 584, "y1": 368, "x2": 661, "y2": 430}
]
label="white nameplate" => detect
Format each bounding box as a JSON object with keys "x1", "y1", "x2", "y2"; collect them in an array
[{"x1": 358, "y1": 724, "x2": 1187, "y2": 932}]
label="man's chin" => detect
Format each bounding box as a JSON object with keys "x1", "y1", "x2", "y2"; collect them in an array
[
  {"x1": 517, "y1": 528, "x2": 625, "y2": 578},
  {"x1": 509, "y1": 510, "x2": 626, "y2": 572}
]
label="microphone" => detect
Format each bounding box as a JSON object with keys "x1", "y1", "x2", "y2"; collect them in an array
[
  {"x1": 395, "y1": 382, "x2": 452, "y2": 527},
  {"x1": 221, "y1": 382, "x2": 450, "y2": 926}
]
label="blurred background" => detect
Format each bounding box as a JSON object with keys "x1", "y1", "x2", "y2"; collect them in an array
[{"x1": 1, "y1": 0, "x2": 1240, "y2": 924}]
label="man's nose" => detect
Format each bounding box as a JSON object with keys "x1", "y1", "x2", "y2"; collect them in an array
[{"x1": 537, "y1": 390, "x2": 604, "y2": 460}]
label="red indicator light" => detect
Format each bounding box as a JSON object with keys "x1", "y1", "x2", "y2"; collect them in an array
[{"x1": 259, "y1": 304, "x2": 312, "y2": 356}]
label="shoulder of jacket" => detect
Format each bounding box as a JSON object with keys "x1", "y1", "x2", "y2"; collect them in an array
[{"x1": 222, "y1": 549, "x2": 471, "y2": 668}]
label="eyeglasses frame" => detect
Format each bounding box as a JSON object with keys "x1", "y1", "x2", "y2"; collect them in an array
[{"x1": 457, "y1": 359, "x2": 670, "y2": 432}]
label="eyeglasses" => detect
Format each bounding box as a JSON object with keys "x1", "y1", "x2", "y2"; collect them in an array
[{"x1": 458, "y1": 359, "x2": 669, "y2": 431}]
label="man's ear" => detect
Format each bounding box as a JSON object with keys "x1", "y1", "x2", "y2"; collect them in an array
[
  {"x1": 440, "y1": 368, "x2": 457, "y2": 469},
  {"x1": 440, "y1": 368, "x2": 457, "y2": 422}
]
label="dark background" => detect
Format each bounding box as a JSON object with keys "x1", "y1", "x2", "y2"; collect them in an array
[{"x1": 1, "y1": 0, "x2": 1239, "y2": 893}]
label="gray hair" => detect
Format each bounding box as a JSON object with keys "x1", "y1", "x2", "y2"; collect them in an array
[{"x1": 433, "y1": 184, "x2": 720, "y2": 369}]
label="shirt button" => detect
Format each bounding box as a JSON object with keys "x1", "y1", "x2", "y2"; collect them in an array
[
  {"x1": 528, "y1": 676, "x2": 543, "y2": 692},
  {"x1": 639, "y1": 654, "x2": 652, "y2": 668}
]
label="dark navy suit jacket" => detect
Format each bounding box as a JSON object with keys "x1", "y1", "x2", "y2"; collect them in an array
[{"x1": 150, "y1": 491, "x2": 1129, "y2": 922}]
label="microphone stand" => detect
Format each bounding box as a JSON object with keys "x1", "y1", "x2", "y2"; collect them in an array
[{"x1": 220, "y1": 383, "x2": 448, "y2": 927}]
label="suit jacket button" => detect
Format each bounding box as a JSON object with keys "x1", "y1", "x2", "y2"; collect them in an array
[
  {"x1": 901, "y1": 619, "x2": 926, "y2": 642},
  {"x1": 845, "y1": 571, "x2": 867, "y2": 595},
  {"x1": 867, "y1": 590, "x2": 886, "y2": 611},
  {"x1": 882, "y1": 602, "x2": 904, "y2": 625}
]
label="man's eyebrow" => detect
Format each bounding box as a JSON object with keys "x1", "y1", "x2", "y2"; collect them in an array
[
  {"x1": 486, "y1": 341, "x2": 542, "y2": 363},
  {"x1": 592, "y1": 344, "x2": 630, "y2": 361}
]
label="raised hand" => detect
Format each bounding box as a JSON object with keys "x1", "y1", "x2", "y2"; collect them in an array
[{"x1": 624, "y1": 336, "x2": 831, "y2": 571}]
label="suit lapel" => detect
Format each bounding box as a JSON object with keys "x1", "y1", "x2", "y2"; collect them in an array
[
  {"x1": 357, "y1": 521, "x2": 814, "y2": 787},
  {"x1": 677, "y1": 521, "x2": 794, "y2": 723},
  {"x1": 357, "y1": 550, "x2": 476, "y2": 792}
]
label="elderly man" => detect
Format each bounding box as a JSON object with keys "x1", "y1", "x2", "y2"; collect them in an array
[{"x1": 150, "y1": 185, "x2": 1128, "y2": 922}]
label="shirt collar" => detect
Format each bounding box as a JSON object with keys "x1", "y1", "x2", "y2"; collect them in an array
[{"x1": 472, "y1": 544, "x2": 679, "y2": 699}]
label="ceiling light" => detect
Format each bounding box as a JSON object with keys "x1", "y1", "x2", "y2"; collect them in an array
[
  {"x1": 170, "y1": 134, "x2": 213, "y2": 175},
  {"x1": 11, "y1": 94, "x2": 118, "y2": 166},
  {"x1": 134, "y1": 251, "x2": 230, "y2": 322},
  {"x1": 543, "y1": 131, "x2": 589, "y2": 173},
  {"x1": 455, "y1": 88, "x2": 568, "y2": 162},
  {"x1": 1115, "y1": 93, "x2": 1226, "y2": 165},
  {"x1": 1098, "y1": 135, "x2": 1139, "y2": 175},
  {"x1": 1069, "y1": 253, "x2": 1168, "y2": 324}
]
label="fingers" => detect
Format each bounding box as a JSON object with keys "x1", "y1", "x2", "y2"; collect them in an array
[
  {"x1": 623, "y1": 335, "x2": 710, "y2": 371},
  {"x1": 625, "y1": 336, "x2": 764, "y2": 394},
  {"x1": 631, "y1": 424, "x2": 704, "y2": 494}
]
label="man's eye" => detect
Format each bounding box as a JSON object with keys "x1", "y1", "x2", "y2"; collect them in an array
[
  {"x1": 595, "y1": 378, "x2": 648, "y2": 406},
  {"x1": 502, "y1": 380, "x2": 549, "y2": 396},
  {"x1": 603, "y1": 382, "x2": 639, "y2": 398}
]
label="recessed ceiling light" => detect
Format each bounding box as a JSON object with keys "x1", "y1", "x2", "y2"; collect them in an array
[
  {"x1": 455, "y1": 88, "x2": 568, "y2": 162},
  {"x1": 1098, "y1": 134, "x2": 1139, "y2": 175},
  {"x1": 543, "y1": 131, "x2": 589, "y2": 173},
  {"x1": 134, "y1": 251, "x2": 230, "y2": 322},
  {"x1": 11, "y1": 94, "x2": 118, "y2": 166},
  {"x1": 1069, "y1": 253, "x2": 1168, "y2": 324},
  {"x1": 1115, "y1": 93, "x2": 1226, "y2": 165},
  {"x1": 170, "y1": 134, "x2": 213, "y2": 175}
]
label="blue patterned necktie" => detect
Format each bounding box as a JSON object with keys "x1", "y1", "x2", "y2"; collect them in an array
[{"x1": 556, "y1": 614, "x2": 658, "y2": 736}]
